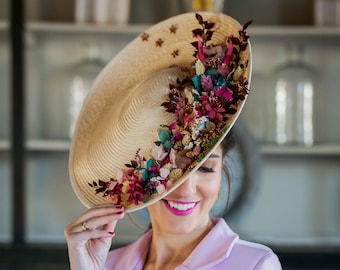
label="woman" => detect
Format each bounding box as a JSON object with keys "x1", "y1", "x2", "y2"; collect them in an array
[
  {"x1": 65, "y1": 12, "x2": 282, "y2": 269},
  {"x1": 65, "y1": 132, "x2": 281, "y2": 269}
]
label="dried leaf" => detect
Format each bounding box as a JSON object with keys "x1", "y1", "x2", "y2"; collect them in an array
[
  {"x1": 204, "y1": 22, "x2": 215, "y2": 29},
  {"x1": 231, "y1": 37, "x2": 240, "y2": 45},
  {"x1": 131, "y1": 160, "x2": 138, "y2": 168},
  {"x1": 95, "y1": 187, "x2": 106, "y2": 194},
  {"x1": 192, "y1": 28, "x2": 203, "y2": 37},
  {"x1": 191, "y1": 41, "x2": 199, "y2": 49},
  {"x1": 206, "y1": 30, "x2": 214, "y2": 41},
  {"x1": 227, "y1": 107, "x2": 237, "y2": 114},
  {"x1": 243, "y1": 20, "x2": 253, "y2": 31},
  {"x1": 240, "y1": 42, "x2": 248, "y2": 51},
  {"x1": 98, "y1": 179, "x2": 106, "y2": 186},
  {"x1": 195, "y1": 13, "x2": 204, "y2": 24}
]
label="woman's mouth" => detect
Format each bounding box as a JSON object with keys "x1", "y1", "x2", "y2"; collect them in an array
[{"x1": 163, "y1": 200, "x2": 198, "y2": 216}]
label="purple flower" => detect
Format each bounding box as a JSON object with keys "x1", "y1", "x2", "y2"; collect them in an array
[{"x1": 201, "y1": 75, "x2": 213, "y2": 91}]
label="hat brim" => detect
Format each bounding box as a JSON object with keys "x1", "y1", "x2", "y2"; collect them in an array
[{"x1": 69, "y1": 12, "x2": 252, "y2": 213}]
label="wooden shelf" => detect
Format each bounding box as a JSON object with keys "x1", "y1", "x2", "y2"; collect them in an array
[
  {"x1": 26, "y1": 139, "x2": 70, "y2": 151},
  {"x1": 249, "y1": 25, "x2": 340, "y2": 37},
  {"x1": 23, "y1": 22, "x2": 340, "y2": 38},
  {"x1": 26, "y1": 22, "x2": 149, "y2": 35},
  {"x1": 3, "y1": 139, "x2": 340, "y2": 156},
  {"x1": 261, "y1": 144, "x2": 340, "y2": 156}
]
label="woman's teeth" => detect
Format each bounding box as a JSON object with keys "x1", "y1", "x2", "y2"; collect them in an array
[{"x1": 168, "y1": 201, "x2": 195, "y2": 211}]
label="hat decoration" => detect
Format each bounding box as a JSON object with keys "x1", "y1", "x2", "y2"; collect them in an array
[{"x1": 86, "y1": 13, "x2": 252, "y2": 209}]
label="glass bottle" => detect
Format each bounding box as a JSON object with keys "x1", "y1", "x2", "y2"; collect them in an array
[
  {"x1": 69, "y1": 42, "x2": 106, "y2": 138},
  {"x1": 272, "y1": 45, "x2": 316, "y2": 146},
  {"x1": 43, "y1": 42, "x2": 105, "y2": 139},
  {"x1": 93, "y1": 0, "x2": 131, "y2": 25},
  {"x1": 181, "y1": 0, "x2": 224, "y2": 13}
]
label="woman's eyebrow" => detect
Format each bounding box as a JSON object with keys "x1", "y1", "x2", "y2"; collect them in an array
[{"x1": 209, "y1": 153, "x2": 221, "y2": 158}]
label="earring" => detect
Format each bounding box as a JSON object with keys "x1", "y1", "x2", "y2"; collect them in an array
[{"x1": 216, "y1": 191, "x2": 220, "y2": 201}]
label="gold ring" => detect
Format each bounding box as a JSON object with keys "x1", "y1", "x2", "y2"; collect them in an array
[{"x1": 81, "y1": 221, "x2": 90, "y2": 231}]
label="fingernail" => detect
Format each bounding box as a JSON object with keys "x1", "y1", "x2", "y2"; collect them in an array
[
  {"x1": 115, "y1": 205, "x2": 123, "y2": 209},
  {"x1": 108, "y1": 231, "x2": 115, "y2": 236},
  {"x1": 116, "y1": 211, "x2": 124, "y2": 215}
]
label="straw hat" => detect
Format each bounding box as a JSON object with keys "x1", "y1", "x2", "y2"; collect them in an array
[{"x1": 69, "y1": 12, "x2": 252, "y2": 213}]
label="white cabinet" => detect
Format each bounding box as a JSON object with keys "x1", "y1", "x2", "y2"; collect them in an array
[
  {"x1": 236, "y1": 27, "x2": 340, "y2": 246},
  {"x1": 18, "y1": 23, "x2": 340, "y2": 245},
  {"x1": 1, "y1": 0, "x2": 339, "y2": 249}
]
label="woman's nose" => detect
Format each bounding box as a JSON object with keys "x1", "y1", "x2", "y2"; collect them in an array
[{"x1": 174, "y1": 175, "x2": 196, "y2": 197}]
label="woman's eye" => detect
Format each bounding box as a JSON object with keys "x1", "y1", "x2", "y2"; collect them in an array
[{"x1": 198, "y1": 166, "x2": 215, "y2": 173}]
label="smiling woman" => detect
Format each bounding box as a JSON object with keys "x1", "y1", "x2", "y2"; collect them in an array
[
  {"x1": 64, "y1": 12, "x2": 281, "y2": 270},
  {"x1": 129, "y1": 121, "x2": 261, "y2": 228},
  {"x1": 147, "y1": 144, "x2": 224, "y2": 235}
]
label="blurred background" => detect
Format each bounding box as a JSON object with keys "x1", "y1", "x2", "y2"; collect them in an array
[{"x1": 0, "y1": 0, "x2": 339, "y2": 269}]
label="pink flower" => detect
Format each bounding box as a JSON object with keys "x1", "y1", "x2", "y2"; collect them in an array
[
  {"x1": 156, "y1": 183, "x2": 166, "y2": 195},
  {"x1": 200, "y1": 96, "x2": 226, "y2": 123},
  {"x1": 172, "y1": 132, "x2": 183, "y2": 142},
  {"x1": 151, "y1": 145, "x2": 168, "y2": 162},
  {"x1": 159, "y1": 167, "x2": 170, "y2": 178},
  {"x1": 193, "y1": 145, "x2": 201, "y2": 156},
  {"x1": 115, "y1": 170, "x2": 123, "y2": 183},
  {"x1": 169, "y1": 122, "x2": 179, "y2": 130},
  {"x1": 216, "y1": 86, "x2": 232, "y2": 100},
  {"x1": 217, "y1": 64, "x2": 230, "y2": 77},
  {"x1": 183, "y1": 111, "x2": 196, "y2": 128},
  {"x1": 106, "y1": 180, "x2": 123, "y2": 204},
  {"x1": 128, "y1": 179, "x2": 145, "y2": 205},
  {"x1": 224, "y1": 37, "x2": 233, "y2": 65},
  {"x1": 201, "y1": 75, "x2": 213, "y2": 91}
]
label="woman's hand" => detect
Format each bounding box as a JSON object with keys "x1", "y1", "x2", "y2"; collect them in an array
[{"x1": 64, "y1": 204, "x2": 125, "y2": 270}]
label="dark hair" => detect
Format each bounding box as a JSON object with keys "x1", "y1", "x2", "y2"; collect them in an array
[
  {"x1": 220, "y1": 129, "x2": 235, "y2": 210},
  {"x1": 221, "y1": 129, "x2": 235, "y2": 157}
]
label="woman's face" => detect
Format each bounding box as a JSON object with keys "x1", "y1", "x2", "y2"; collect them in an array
[{"x1": 147, "y1": 145, "x2": 223, "y2": 234}]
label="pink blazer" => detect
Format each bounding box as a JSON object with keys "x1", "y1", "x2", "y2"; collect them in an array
[{"x1": 104, "y1": 218, "x2": 282, "y2": 269}]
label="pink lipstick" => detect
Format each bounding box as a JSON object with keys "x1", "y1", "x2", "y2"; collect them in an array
[{"x1": 163, "y1": 200, "x2": 198, "y2": 216}]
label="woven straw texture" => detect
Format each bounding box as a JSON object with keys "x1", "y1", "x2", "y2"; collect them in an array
[{"x1": 69, "y1": 12, "x2": 251, "y2": 212}]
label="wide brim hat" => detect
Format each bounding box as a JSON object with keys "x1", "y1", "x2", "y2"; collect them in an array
[{"x1": 69, "y1": 11, "x2": 252, "y2": 213}]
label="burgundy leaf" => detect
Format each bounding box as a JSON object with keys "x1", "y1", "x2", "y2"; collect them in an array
[
  {"x1": 192, "y1": 28, "x2": 204, "y2": 37},
  {"x1": 98, "y1": 180, "x2": 106, "y2": 186},
  {"x1": 227, "y1": 107, "x2": 237, "y2": 114},
  {"x1": 231, "y1": 37, "x2": 240, "y2": 45},
  {"x1": 243, "y1": 20, "x2": 253, "y2": 31},
  {"x1": 95, "y1": 187, "x2": 107, "y2": 194},
  {"x1": 204, "y1": 22, "x2": 215, "y2": 29},
  {"x1": 191, "y1": 41, "x2": 199, "y2": 49},
  {"x1": 195, "y1": 13, "x2": 204, "y2": 24},
  {"x1": 206, "y1": 30, "x2": 214, "y2": 41},
  {"x1": 131, "y1": 160, "x2": 138, "y2": 168},
  {"x1": 240, "y1": 42, "x2": 248, "y2": 51}
]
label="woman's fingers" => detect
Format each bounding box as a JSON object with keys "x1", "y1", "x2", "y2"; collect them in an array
[
  {"x1": 65, "y1": 204, "x2": 125, "y2": 235},
  {"x1": 76, "y1": 204, "x2": 124, "y2": 225},
  {"x1": 70, "y1": 226, "x2": 116, "y2": 242},
  {"x1": 79, "y1": 211, "x2": 123, "y2": 232},
  {"x1": 101, "y1": 219, "x2": 119, "y2": 234}
]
